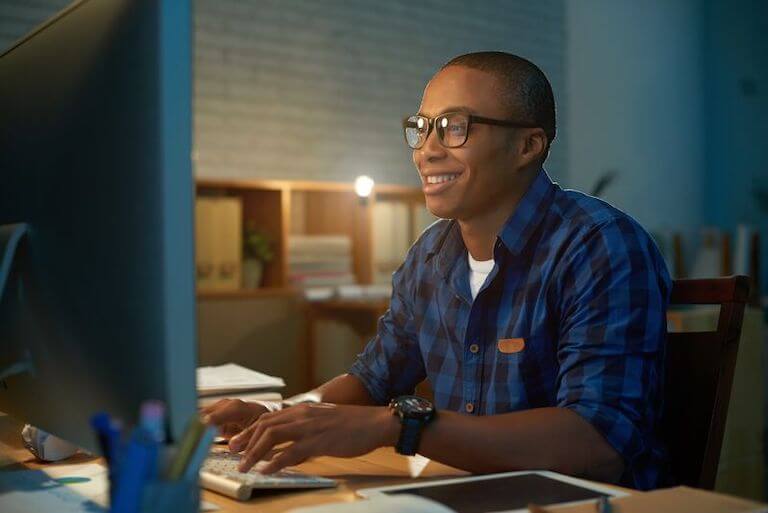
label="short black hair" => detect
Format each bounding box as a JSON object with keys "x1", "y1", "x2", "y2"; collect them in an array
[{"x1": 441, "y1": 51, "x2": 556, "y2": 157}]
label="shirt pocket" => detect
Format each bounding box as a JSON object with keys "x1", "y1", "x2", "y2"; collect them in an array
[{"x1": 493, "y1": 333, "x2": 558, "y2": 406}]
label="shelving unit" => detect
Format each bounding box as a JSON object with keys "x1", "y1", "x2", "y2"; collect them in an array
[{"x1": 194, "y1": 178, "x2": 427, "y2": 299}]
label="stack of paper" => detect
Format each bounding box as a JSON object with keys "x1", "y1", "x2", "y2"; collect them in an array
[
  {"x1": 197, "y1": 363, "x2": 285, "y2": 397},
  {"x1": 288, "y1": 235, "x2": 356, "y2": 290}
]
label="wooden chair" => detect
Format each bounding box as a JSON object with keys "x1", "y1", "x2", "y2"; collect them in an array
[{"x1": 662, "y1": 275, "x2": 750, "y2": 489}]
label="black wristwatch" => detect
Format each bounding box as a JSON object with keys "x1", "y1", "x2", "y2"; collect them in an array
[{"x1": 388, "y1": 395, "x2": 436, "y2": 456}]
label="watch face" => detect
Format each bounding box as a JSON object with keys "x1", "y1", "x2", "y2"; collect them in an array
[{"x1": 393, "y1": 395, "x2": 434, "y2": 418}]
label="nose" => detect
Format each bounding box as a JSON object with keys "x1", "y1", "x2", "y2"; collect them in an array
[{"x1": 418, "y1": 124, "x2": 447, "y2": 163}]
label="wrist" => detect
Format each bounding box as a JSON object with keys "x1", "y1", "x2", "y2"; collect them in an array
[
  {"x1": 378, "y1": 406, "x2": 400, "y2": 447},
  {"x1": 251, "y1": 400, "x2": 281, "y2": 413}
]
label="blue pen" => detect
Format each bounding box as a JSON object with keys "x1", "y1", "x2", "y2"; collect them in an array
[
  {"x1": 91, "y1": 413, "x2": 116, "y2": 463},
  {"x1": 111, "y1": 427, "x2": 154, "y2": 513},
  {"x1": 140, "y1": 400, "x2": 166, "y2": 444},
  {"x1": 91, "y1": 412, "x2": 123, "y2": 503},
  {"x1": 139, "y1": 400, "x2": 165, "y2": 480}
]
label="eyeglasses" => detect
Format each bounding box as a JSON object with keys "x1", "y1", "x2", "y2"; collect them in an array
[{"x1": 403, "y1": 111, "x2": 538, "y2": 150}]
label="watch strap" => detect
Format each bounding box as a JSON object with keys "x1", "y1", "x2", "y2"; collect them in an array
[{"x1": 396, "y1": 416, "x2": 423, "y2": 456}]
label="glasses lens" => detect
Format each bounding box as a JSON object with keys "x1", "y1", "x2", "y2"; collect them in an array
[
  {"x1": 404, "y1": 116, "x2": 428, "y2": 149},
  {"x1": 436, "y1": 113, "x2": 469, "y2": 148}
]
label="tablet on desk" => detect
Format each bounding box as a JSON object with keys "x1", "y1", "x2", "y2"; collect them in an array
[{"x1": 357, "y1": 471, "x2": 628, "y2": 513}]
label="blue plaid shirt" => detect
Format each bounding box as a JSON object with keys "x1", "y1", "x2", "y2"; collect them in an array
[{"x1": 349, "y1": 170, "x2": 671, "y2": 490}]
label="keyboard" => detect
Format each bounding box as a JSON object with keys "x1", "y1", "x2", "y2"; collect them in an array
[{"x1": 200, "y1": 450, "x2": 338, "y2": 500}]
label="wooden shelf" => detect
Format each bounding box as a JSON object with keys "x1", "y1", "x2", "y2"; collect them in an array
[
  {"x1": 194, "y1": 178, "x2": 425, "y2": 299},
  {"x1": 196, "y1": 287, "x2": 298, "y2": 300},
  {"x1": 305, "y1": 298, "x2": 389, "y2": 311}
]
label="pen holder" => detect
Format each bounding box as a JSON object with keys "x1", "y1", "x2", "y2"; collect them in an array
[{"x1": 137, "y1": 478, "x2": 199, "y2": 513}]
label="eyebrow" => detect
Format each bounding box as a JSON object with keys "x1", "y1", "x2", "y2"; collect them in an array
[{"x1": 416, "y1": 106, "x2": 474, "y2": 117}]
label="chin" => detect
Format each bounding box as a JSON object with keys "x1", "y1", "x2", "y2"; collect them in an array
[{"x1": 425, "y1": 198, "x2": 460, "y2": 220}]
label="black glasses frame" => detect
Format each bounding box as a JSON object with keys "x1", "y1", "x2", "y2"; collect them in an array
[{"x1": 402, "y1": 111, "x2": 538, "y2": 149}]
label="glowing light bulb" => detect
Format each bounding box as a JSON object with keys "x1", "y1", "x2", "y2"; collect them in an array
[{"x1": 354, "y1": 175, "x2": 374, "y2": 198}]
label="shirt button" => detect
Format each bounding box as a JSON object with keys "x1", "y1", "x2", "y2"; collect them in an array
[
  {"x1": 469, "y1": 344, "x2": 479, "y2": 354},
  {"x1": 465, "y1": 402, "x2": 475, "y2": 413}
]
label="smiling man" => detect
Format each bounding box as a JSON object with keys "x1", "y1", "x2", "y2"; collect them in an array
[{"x1": 202, "y1": 51, "x2": 671, "y2": 490}]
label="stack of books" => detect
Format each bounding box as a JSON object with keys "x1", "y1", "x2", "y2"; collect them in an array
[{"x1": 288, "y1": 235, "x2": 356, "y2": 297}]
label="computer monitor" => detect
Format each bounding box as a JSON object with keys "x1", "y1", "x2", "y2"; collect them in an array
[{"x1": 0, "y1": 0, "x2": 196, "y2": 450}]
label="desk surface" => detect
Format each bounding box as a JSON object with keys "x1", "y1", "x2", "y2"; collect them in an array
[{"x1": 0, "y1": 414, "x2": 468, "y2": 512}]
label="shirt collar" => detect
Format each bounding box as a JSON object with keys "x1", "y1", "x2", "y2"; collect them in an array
[
  {"x1": 497, "y1": 169, "x2": 556, "y2": 256},
  {"x1": 425, "y1": 169, "x2": 556, "y2": 276}
]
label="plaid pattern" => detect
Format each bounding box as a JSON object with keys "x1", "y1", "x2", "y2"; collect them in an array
[{"x1": 349, "y1": 170, "x2": 671, "y2": 490}]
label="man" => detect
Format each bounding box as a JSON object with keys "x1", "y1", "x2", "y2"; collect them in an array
[{"x1": 202, "y1": 51, "x2": 671, "y2": 490}]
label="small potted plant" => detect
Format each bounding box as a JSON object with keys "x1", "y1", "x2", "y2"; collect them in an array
[{"x1": 242, "y1": 220, "x2": 273, "y2": 289}]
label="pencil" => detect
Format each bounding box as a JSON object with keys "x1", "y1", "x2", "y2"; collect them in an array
[{"x1": 167, "y1": 416, "x2": 205, "y2": 480}]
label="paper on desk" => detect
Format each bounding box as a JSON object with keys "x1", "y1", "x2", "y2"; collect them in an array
[
  {"x1": 198, "y1": 390, "x2": 283, "y2": 408},
  {"x1": 0, "y1": 465, "x2": 107, "y2": 513},
  {"x1": 42, "y1": 463, "x2": 220, "y2": 511},
  {"x1": 407, "y1": 454, "x2": 431, "y2": 478},
  {"x1": 45, "y1": 463, "x2": 110, "y2": 507},
  {"x1": 197, "y1": 363, "x2": 285, "y2": 396}
]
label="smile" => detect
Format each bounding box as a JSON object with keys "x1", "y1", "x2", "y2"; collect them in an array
[{"x1": 425, "y1": 174, "x2": 460, "y2": 184}]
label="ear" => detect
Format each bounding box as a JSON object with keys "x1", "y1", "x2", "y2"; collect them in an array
[{"x1": 518, "y1": 128, "x2": 547, "y2": 167}]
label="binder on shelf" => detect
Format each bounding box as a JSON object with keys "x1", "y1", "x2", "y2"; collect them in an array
[
  {"x1": 194, "y1": 198, "x2": 216, "y2": 290},
  {"x1": 373, "y1": 201, "x2": 412, "y2": 284},
  {"x1": 195, "y1": 197, "x2": 243, "y2": 292},
  {"x1": 213, "y1": 197, "x2": 242, "y2": 291}
]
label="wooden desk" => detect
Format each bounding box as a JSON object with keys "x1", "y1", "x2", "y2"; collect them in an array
[{"x1": 0, "y1": 413, "x2": 467, "y2": 512}]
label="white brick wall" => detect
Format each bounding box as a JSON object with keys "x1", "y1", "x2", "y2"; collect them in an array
[{"x1": 1, "y1": 0, "x2": 566, "y2": 186}]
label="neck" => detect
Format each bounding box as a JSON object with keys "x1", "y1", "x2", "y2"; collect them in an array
[{"x1": 458, "y1": 169, "x2": 539, "y2": 261}]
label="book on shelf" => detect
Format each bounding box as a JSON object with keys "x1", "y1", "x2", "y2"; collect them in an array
[
  {"x1": 195, "y1": 196, "x2": 243, "y2": 291},
  {"x1": 413, "y1": 205, "x2": 439, "y2": 239},
  {"x1": 195, "y1": 198, "x2": 216, "y2": 290},
  {"x1": 288, "y1": 234, "x2": 355, "y2": 288},
  {"x1": 288, "y1": 259, "x2": 352, "y2": 274},
  {"x1": 288, "y1": 235, "x2": 352, "y2": 255},
  {"x1": 373, "y1": 201, "x2": 411, "y2": 284}
]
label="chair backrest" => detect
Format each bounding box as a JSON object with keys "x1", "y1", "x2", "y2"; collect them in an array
[{"x1": 662, "y1": 275, "x2": 750, "y2": 489}]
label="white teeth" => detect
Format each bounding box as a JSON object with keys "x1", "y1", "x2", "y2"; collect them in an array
[{"x1": 426, "y1": 174, "x2": 458, "y2": 184}]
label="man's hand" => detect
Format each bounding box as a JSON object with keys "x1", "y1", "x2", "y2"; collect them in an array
[
  {"x1": 228, "y1": 402, "x2": 399, "y2": 474},
  {"x1": 200, "y1": 399, "x2": 269, "y2": 439}
]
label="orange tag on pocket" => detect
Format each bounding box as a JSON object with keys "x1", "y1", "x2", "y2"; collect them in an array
[{"x1": 498, "y1": 338, "x2": 525, "y2": 354}]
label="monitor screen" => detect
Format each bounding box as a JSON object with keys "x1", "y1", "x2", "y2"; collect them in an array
[{"x1": 0, "y1": 0, "x2": 196, "y2": 450}]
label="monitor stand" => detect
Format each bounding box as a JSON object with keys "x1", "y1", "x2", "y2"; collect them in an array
[{"x1": 0, "y1": 223, "x2": 35, "y2": 382}]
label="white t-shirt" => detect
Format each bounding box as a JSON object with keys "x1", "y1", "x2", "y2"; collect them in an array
[{"x1": 468, "y1": 253, "x2": 494, "y2": 300}]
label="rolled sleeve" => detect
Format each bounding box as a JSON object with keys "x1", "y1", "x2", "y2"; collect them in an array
[
  {"x1": 348, "y1": 249, "x2": 426, "y2": 405},
  {"x1": 555, "y1": 217, "x2": 670, "y2": 488}
]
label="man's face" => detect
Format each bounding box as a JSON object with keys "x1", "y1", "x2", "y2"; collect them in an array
[{"x1": 413, "y1": 66, "x2": 524, "y2": 221}]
